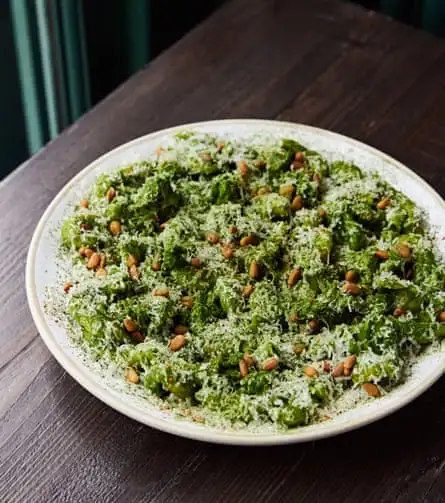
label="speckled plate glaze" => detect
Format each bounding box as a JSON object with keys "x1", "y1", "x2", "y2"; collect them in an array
[{"x1": 26, "y1": 120, "x2": 445, "y2": 445}]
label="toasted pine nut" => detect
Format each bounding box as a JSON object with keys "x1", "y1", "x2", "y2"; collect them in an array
[
  {"x1": 304, "y1": 366, "x2": 319, "y2": 378},
  {"x1": 318, "y1": 208, "x2": 327, "y2": 218},
  {"x1": 323, "y1": 361, "x2": 331, "y2": 373},
  {"x1": 124, "y1": 317, "x2": 138, "y2": 333},
  {"x1": 249, "y1": 262, "x2": 261, "y2": 280},
  {"x1": 80, "y1": 199, "x2": 89, "y2": 208},
  {"x1": 238, "y1": 160, "x2": 248, "y2": 177},
  {"x1": 228, "y1": 225, "x2": 238, "y2": 234},
  {"x1": 109, "y1": 220, "x2": 121, "y2": 235},
  {"x1": 95, "y1": 268, "x2": 107, "y2": 278},
  {"x1": 345, "y1": 270, "x2": 358, "y2": 283},
  {"x1": 216, "y1": 142, "x2": 224, "y2": 152},
  {"x1": 376, "y1": 197, "x2": 391, "y2": 210},
  {"x1": 243, "y1": 353, "x2": 254, "y2": 367},
  {"x1": 132, "y1": 331, "x2": 144, "y2": 342},
  {"x1": 80, "y1": 223, "x2": 91, "y2": 231},
  {"x1": 438, "y1": 311, "x2": 445, "y2": 322},
  {"x1": 99, "y1": 254, "x2": 106, "y2": 269},
  {"x1": 152, "y1": 260, "x2": 161, "y2": 271},
  {"x1": 263, "y1": 357, "x2": 279, "y2": 371},
  {"x1": 363, "y1": 383, "x2": 380, "y2": 397},
  {"x1": 393, "y1": 307, "x2": 406, "y2": 317},
  {"x1": 200, "y1": 152, "x2": 212, "y2": 162},
  {"x1": 396, "y1": 243, "x2": 411, "y2": 259},
  {"x1": 344, "y1": 355, "x2": 357, "y2": 371},
  {"x1": 222, "y1": 245, "x2": 234, "y2": 259},
  {"x1": 127, "y1": 254, "x2": 138, "y2": 267},
  {"x1": 125, "y1": 367, "x2": 139, "y2": 384},
  {"x1": 295, "y1": 152, "x2": 304, "y2": 162},
  {"x1": 107, "y1": 187, "x2": 116, "y2": 202},
  {"x1": 243, "y1": 284, "x2": 254, "y2": 297},
  {"x1": 155, "y1": 147, "x2": 164, "y2": 156},
  {"x1": 279, "y1": 184, "x2": 295, "y2": 197},
  {"x1": 290, "y1": 161, "x2": 304, "y2": 171},
  {"x1": 375, "y1": 250, "x2": 389, "y2": 260},
  {"x1": 153, "y1": 288, "x2": 169, "y2": 297},
  {"x1": 294, "y1": 343, "x2": 306, "y2": 354},
  {"x1": 239, "y1": 359, "x2": 248, "y2": 377},
  {"x1": 129, "y1": 264, "x2": 139, "y2": 281},
  {"x1": 206, "y1": 232, "x2": 219, "y2": 244},
  {"x1": 181, "y1": 296, "x2": 194, "y2": 308},
  {"x1": 257, "y1": 186, "x2": 271, "y2": 196},
  {"x1": 240, "y1": 234, "x2": 258, "y2": 247},
  {"x1": 332, "y1": 362, "x2": 344, "y2": 377},
  {"x1": 191, "y1": 257, "x2": 201, "y2": 268},
  {"x1": 87, "y1": 253, "x2": 100, "y2": 269},
  {"x1": 173, "y1": 325, "x2": 188, "y2": 335},
  {"x1": 169, "y1": 334, "x2": 186, "y2": 351},
  {"x1": 291, "y1": 195, "x2": 303, "y2": 211},
  {"x1": 287, "y1": 267, "x2": 302, "y2": 287},
  {"x1": 344, "y1": 282, "x2": 361, "y2": 295},
  {"x1": 83, "y1": 248, "x2": 94, "y2": 258},
  {"x1": 309, "y1": 319, "x2": 320, "y2": 333},
  {"x1": 63, "y1": 282, "x2": 72, "y2": 293}
]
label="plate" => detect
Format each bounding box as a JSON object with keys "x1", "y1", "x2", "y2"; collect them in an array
[{"x1": 26, "y1": 120, "x2": 445, "y2": 445}]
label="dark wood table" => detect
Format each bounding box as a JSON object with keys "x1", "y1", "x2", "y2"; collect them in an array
[{"x1": 3, "y1": 0, "x2": 445, "y2": 501}]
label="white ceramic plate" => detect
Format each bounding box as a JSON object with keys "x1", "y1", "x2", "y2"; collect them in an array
[{"x1": 26, "y1": 120, "x2": 445, "y2": 445}]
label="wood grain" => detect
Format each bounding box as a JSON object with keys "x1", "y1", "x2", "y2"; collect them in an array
[{"x1": 2, "y1": 0, "x2": 445, "y2": 501}]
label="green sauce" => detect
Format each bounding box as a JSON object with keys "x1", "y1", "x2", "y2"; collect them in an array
[{"x1": 59, "y1": 132, "x2": 445, "y2": 429}]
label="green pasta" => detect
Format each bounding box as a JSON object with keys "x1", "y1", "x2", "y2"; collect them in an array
[{"x1": 59, "y1": 132, "x2": 445, "y2": 430}]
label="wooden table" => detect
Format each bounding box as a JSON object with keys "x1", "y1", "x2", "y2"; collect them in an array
[{"x1": 2, "y1": 0, "x2": 445, "y2": 501}]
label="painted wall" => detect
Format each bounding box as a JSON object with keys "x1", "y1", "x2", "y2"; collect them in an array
[{"x1": 0, "y1": 4, "x2": 28, "y2": 178}]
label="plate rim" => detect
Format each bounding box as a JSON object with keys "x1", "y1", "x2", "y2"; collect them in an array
[{"x1": 26, "y1": 119, "x2": 445, "y2": 445}]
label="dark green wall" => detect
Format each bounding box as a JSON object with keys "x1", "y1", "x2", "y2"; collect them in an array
[{"x1": 0, "y1": 4, "x2": 27, "y2": 178}]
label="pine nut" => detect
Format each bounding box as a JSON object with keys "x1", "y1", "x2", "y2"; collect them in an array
[
  {"x1": 239, "y1": 359, "x2": 248, "y2": 377},
  {"x1": 344, "y1": 282, "x2": 361, "y2": 295},
  {"x1": 291, "y1": 195, "x2": 303, "y2": 211},
  {"x1": 363, "y1": 383, "x2": 380, "y2": 397},
  {"x1": 345, "y1": 270, "x2": 358, "y2": 283},
  {"x1": 87, "y1": 253, "x2": 100, "y2": 269},
  {"x1": 375, "y1": 250, "x2": 389, "y2": 260},
  {"x1": 287, "y1": 267, "x2": 302, "y2": 287},
  {"x1": 107, "y1": 187, "x2": 116, "y2": 202},
  {"x1": 109, "y1": 220, "x2": 121, "y2": 235},
  {"x1": 304, "y1": 366, "x2": 319, "y2": 378},
  {"x1": 376, "y1": 197, "x2": 391, "y2": 210},
  {"x1": 243, "y1": 284, "x2": 254, "y2": 297},
  {"x1": 123, "y1": 317, "x2": 138, "y2": 333},
  {"x1": 153, "y1": 288, "x2": 169, "y2": 297},
  {"x1": 125, "y1": 367, "x2": 139, "y2": 384},
  {"x1": 263, "y1": 357, "x2": 279, "y2": 371},
  {"x1": 249, "y1": 262, "x2": 261, "y2": 280},
  {"x1": 169, "y1": 334, "x2": 186, "y2": 351}
]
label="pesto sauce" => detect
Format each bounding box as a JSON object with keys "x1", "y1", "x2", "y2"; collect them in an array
[{"x1": 59, "y1": 132, "x2": 445, "y2": 430}]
